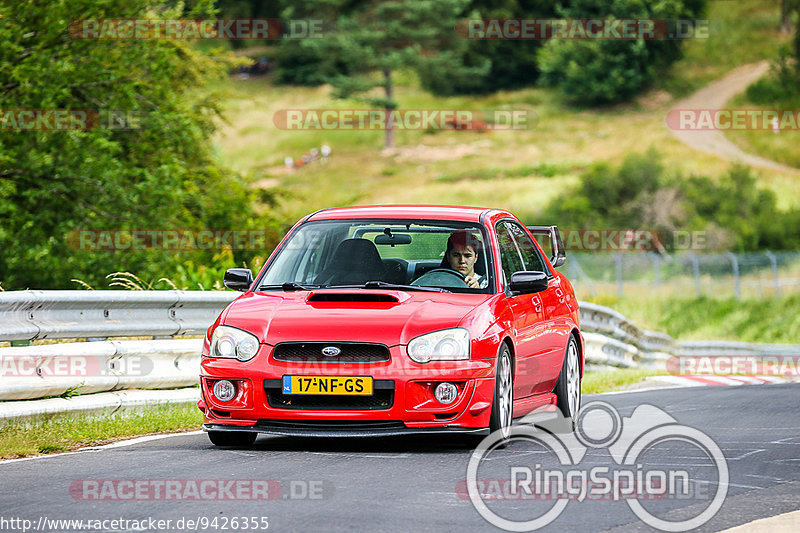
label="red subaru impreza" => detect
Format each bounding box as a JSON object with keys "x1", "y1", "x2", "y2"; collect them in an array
[{"x1": 199, "y1": 205, "x2": 583, "y2": 446}]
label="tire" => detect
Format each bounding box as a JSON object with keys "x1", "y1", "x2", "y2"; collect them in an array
[
  {"x1": 488, "y1": 343, "x2": 514, "y2": 441},
  {"x1": 207, "y1": 430, "x2": 257, "y2": 447},
  {"x1": 551, "y1": 335, "x2": 582, "y2": 433}
]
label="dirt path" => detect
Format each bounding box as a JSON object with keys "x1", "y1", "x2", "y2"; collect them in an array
[{"x1": 669, "y1": 60, "x2": 799, "y2": 173}]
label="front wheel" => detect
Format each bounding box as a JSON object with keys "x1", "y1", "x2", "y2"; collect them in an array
[
  {"x1": 207, "y1": 430, "x2": 257, "y2": 447},
  {"x1": 488, "y1": 343, "x2": 514, "y2": 441},
  {"x1": 552, "y1": 335, "x2": 582, "y2": 432}
]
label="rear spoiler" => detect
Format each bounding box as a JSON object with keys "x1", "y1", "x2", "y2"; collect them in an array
[{"x1": 527, "y1": 226, "x2": 566, "y2": 268}]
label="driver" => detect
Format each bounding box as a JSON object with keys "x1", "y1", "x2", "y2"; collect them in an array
[{"x1": 442, "y1": 230, "x2": 488, "y2": 289}]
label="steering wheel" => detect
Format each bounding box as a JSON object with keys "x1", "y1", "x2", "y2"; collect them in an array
[{"x1": 411, "y1": 268, "x2": 468, "y2": 288}]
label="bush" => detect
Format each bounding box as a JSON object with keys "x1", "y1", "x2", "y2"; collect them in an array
[
  {"x1": 745, "y1": 47, "x2": 800, "y2": 107},
  {"x1": 0, "y1": 0, "x2": 282, "y2": 290},
  {"x1": 541, "y1": 151, "x2": 800, "y2": 251},
  {"x1": 537, "y1": 0, "x2": 708, "y2": 105}
]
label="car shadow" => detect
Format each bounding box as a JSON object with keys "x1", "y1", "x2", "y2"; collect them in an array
[{"x1": 233, "y1": 433, "x2": 481, "y2": 455}]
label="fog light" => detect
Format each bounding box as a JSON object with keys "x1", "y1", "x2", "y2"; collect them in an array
[
  {"x1": 213, "y1": 380, "x2": 236, "y2": 402},
  {"x1": 434, "y1": 382, "x2": 458, "y2": 405}
]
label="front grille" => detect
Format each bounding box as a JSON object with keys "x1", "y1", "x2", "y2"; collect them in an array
[
  {"x1": 272, "y1": 342, "x2": 391, "y2": 363},
  {"x1": 264, "y1": 379, "x2": 394, "y2": 410}
]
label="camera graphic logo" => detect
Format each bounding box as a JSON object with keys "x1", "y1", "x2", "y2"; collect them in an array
[{"x1": 466, "y1": 401, "x2": 729, "y2": 532}]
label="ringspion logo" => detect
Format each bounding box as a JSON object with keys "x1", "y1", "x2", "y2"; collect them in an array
[{"x1": 465, "y1": 402, "x2": 728, "y2": 531}]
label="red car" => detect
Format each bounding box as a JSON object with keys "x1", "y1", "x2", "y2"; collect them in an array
[{"x1": 198, "y1": 205, "x2": 583, "y2": 445}]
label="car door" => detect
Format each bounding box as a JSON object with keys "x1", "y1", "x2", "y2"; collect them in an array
[
  {"x1": 496, "y1": 221, "x2": 548, "y2": 399},
  {"x1": 506, "y1": 222, "x2": 569, "y2": 393}
]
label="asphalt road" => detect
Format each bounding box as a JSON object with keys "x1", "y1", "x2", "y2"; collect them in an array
[{"x1": 1, "y1": 384, "x2": 798, "y2": 533}]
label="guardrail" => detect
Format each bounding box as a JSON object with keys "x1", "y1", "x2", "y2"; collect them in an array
[
  {"x1": 0, "y1": 290, "x2": 236, "y2": 342},
  {"x1": 1, "y1": 290, "x2": 797, "y2": 419}
]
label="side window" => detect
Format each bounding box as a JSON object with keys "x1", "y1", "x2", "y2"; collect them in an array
[
  {"x1": 505, "y1": 222, "x2": 547, "y2": 273},
  {"x1": 496, "y1": 223, "x2": 525, "y2": 284}
]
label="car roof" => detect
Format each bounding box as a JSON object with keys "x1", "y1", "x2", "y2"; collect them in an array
[{"x1": 305, "y1": 205, "x2": 506, "y2": 223}]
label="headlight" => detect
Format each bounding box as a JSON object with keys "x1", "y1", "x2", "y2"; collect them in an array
[
  {"x1": 209, "y1": 326, "x2": 260, "y2": 361},
  {"x1": 407, "y1": 328, "x2": 470, "y2": 363}
]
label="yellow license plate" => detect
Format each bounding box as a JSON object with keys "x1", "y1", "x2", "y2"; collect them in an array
[{"x1": 282, "y1": 375, "x2": 373, "y2": 395}]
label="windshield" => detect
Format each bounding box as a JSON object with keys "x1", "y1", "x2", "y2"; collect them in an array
[{"x1": 257, "y1": 219, "x2": 494, "y2": 293}]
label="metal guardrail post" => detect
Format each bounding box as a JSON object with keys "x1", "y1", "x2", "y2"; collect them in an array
[
  {"x1": 727, "y1": 252, "x2": 741, "y2": 299},
  {"x1": 650, "y1": 252, "x2": 661, "y2": 286},
  {"x1": 690, "y1": 253, "x2": 701, "y2": 297},
  {"x1": 765, "y1": 250, "x2": 780, "y2": 297}
]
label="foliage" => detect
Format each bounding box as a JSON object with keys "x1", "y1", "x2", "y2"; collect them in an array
[
  {"x1": 276, "y1": 0, "x2": 482, "y2": 148},
  {"x1": 746, "y1": 46, "x2": 800, "y2": 106},
  {"x1": 538, "y1": 0, "x2": 708, "y2": 105},
  {"x1": 0, "y1": 0, "x2": 280, "y2": 290},
  {"x1": 543, "y1": 151, "x2": 800, "y2": 251},
  {"x1": 417, "y1": 0, "x2": 561, "y2": 95}
]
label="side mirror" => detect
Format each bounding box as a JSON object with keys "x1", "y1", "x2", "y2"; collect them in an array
[
  {"x1": 527, "y1": 225, "x2": 567, "y2": 268},
  {"x1": 224, "y1": 268, "x2": 253, "y2": 292},
  {"x1": 509, "y1": 271, "x2": 549, "y2": 294}
]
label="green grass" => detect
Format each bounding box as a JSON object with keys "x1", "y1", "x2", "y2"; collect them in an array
[
  {"x1": 724, "y1": 91, "x2": 800, "y2": 169},
  {"x1": 659, "y1": 0, "x2": 791, "y2": 96},
  {"x1": 0, "y1": 403, "x2": 202, "y2": 459},
  {"x1": 589, "y1": 294, "x2": 800, "y2": 343},
  {"x1": 582, "y1": 368, "x2": 668, "y2": 395}
]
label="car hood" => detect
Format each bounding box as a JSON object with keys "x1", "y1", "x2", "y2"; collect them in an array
[{"x1": 221, "y1": 290, "x2": 493, "y2": 346}]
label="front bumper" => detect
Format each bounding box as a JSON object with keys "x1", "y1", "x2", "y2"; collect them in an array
[
  {"x1": 202, "y1": 422, "x2": 490, "y2": 438},
  {"x1": 199, "y1": 344, "x2": 497, "y2": 433}
]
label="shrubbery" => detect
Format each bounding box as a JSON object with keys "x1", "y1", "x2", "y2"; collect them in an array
[
  {"x1": 542, "y1": 150, "x2": 800, "y2": 251},
  {"x1": 272, "y1": 0, "x2": 709, "y2": 102},
  {"x1": 537, "y1": 0, "x2": 708, "y2": 105},
  {"x1": 745, "y1": 47, "x2": 800, "y2": 107},
  {"x1": 0, "y1": 0, "x2": 281, "y2": 290}
]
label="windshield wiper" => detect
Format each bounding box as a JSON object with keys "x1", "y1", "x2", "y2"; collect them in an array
[
  {"x1": 259, "y1": 282, "x2": 320, "y2": 291},
  {"x1": 361, "y1": 281, "x2": 450, "y2": 293}
]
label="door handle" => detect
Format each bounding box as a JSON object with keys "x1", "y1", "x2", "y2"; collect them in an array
[
  {"x1": 555, "y1": 288, "x2": 565, "y2": 303},
  {"x1": 532, "y1": 296, "x2": 542, "y2": 312}
]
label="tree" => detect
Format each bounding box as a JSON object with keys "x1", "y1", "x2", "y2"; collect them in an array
[
  {"x1": 283, "y1": 0, "x2": 483, "y2": 148},
  {"x1": 418, "y1": 0, "x2": 561, "y2": 95},
  {"x1": 537, "y1": 0, "x2": 708, "y2": 105},
  {"x1": 782, "y1": 0, "x2": 794, "y2": 34},
  {"x1": 0, "y1": 0, "x2": 274, "y2": 289}
]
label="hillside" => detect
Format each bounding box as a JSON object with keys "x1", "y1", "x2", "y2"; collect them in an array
[{"x1": 211, "y1": 0, "x2": 796, "y2": 225}]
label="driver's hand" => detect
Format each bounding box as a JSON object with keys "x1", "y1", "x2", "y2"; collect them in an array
[{"x1": 464, "y1": 275, "x2": 480, "y2": 288}]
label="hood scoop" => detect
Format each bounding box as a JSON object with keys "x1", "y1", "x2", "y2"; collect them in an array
[{"x1": 308, "y1": 292, "x2": 399, "y2": 303}]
